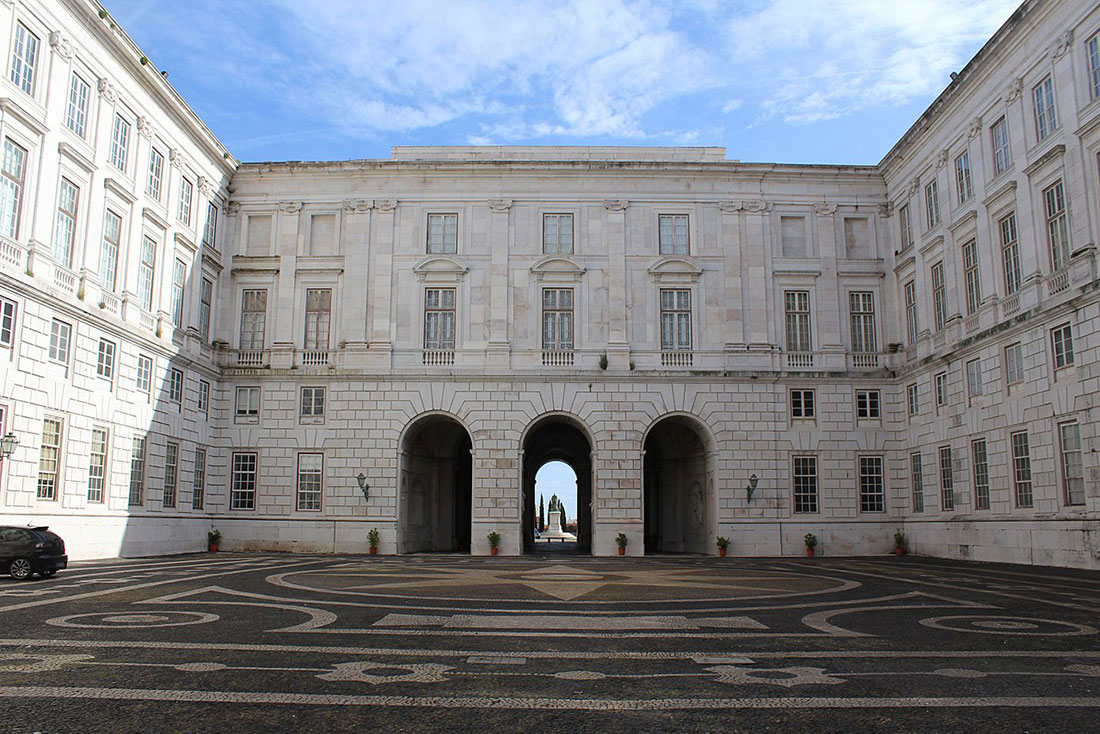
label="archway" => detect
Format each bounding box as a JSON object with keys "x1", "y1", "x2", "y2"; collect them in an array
[
  {"x1": 522, "y1": 416, "x2": 592, "y2": 553},
  {"x1": 643, "y1": 415, "x2": 713, "y2": 554},
  {"x1": 398, "y1": 414, "x2": 472, "y2": 553}
]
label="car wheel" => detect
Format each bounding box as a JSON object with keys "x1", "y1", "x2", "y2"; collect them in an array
[
  {"x1": 8, "y1": 557, "x2": 33, "y2": 580},
  {"x1": 39, "y1": 569, "x2": 56, "y2": 579}
]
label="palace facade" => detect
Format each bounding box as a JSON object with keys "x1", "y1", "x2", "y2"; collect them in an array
[{"x1": 1, "y1": 0, "x2": 1098, "y2": 567}]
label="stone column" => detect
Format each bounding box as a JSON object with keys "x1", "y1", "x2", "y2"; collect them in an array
[
  {"x1": 740, "y1": 201, "x2": 772, "y2": 347},
  {"x1": 270, "y1": 201, "x2": 300, "y2": 369},
  {"x1": 340, "y1": 199, "x2": 373, "y2": 363},
  {"x1": 486, "y1": 199, "x2": 511, "y2": 364},
  {"x1": 367, "y1": 200, "x2": 397, "y2": 367},
  {"x1": 604, "y1": 200, "x2": 630, "y2": 369},
  {"x1": 719, "y1": 201, "x2": 746, "y2": 361}
]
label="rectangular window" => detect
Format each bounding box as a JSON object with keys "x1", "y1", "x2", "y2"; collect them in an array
[
  {"x1": 54, "y1": 179, "x2": 79, "y2": 268},
  {"x1": 136, "y1": 354, "x2": 152, "y2": 395},
  {"x1": 792, "y1": 456, "x2": 818, "y2": 513},
  {"x1": 1059, "y1": 422, "x2": 1084, "y2": 506},
  {"x1": 192, "y1": 447, "x2": 206, "y2": 510},
  {"x1": 931, "y1": 261, "x2": 946, "y2": 331},
  {"x1": 424, "y1": 288, "x2": 456, "y2": 350},
  {"x1": 146, "y1": 148, "x2": 164, "y2": 201},
  {"x1": 935, "y1": 371, "x2": 948, "y2": 407},
  {"x1": 924, "y1": 179, "x2": 940, "y2": 229},
  {"x1": 1011, "y1": 430, "x2": 1033, "y2": 508},
  {"x1": 199, "y1": 278, "x2": 213, "y2": 343},
  {"x1": 87, "y1": 426, "x2": 108, "y2": 503},
  {"x1": 904, "y1": 280, "x2": 918, "y2": 345},
  {"x1": 178, "y1": 177, "x2": 193, "y2": 226},
  {"x1": 138, "y1": 235, "x2": 157, "y2": 312},
  {"x1": 848, "y1": 291, "x2": 876, "y2": 353},
  {"x1": 1044, "y1": 180, "x2": 1070, "y2": 271},
  {"x1": 168, "y1": 368, "x2": 183, "y2": 407},
  {"x1": 1, "y1": 138, "x2": 28, "y2": 239},
  {"x1": 659, "y1": 289, "x2": 691, "y2": 351},
  {"x1": 856, "y1": 389, "x2": 880, "y2": 419},
  {"x1": 907, "y1": 383, "x2": 919, "y2": 416},
  {"x1": 784, "y1": 290, "x2": 811, "y2": 352},
  {"x1": 1004, "y1": 342, "x2": 1023, "y2": 387},
  {"x1": 304, "y1": 288, "x2": 332, "y2": 351},
  {"x1": 939, "y1": 446, "x2": 954, "y2": 511},
  {"x1": 203, "y1": 202, "x2": 218, "y2": 249},
  {"x1": 898, "y1": 203, "x2": 913, "y2": 251},
  {"x1": 300, "y1": 386, "x2": 326, "y2": 417},
  {"x1": 97, "y1": 338, "x2": 115, "y2": 383},
  {"x1": 972, "y1": 438, "x2": 990, "y2": 510},
  {"x1": 543, "y1": 213, "x2": 573, "y2": 254},
  {"x1": 542, "y1": 288, "x2": 574, "y2": 350},
  {"x1": 0, "y1": 297, "x2": 16, "y2": 347},
  {"x1": 658, "y1": 214, "x2": 689, "y2": 255},
  {"x1": 235, "y1": 386, "x2": 261, "y2": 418},
  {"x1": 65, "y1": 73, "x2": 90, "y2": 138},
  {"x1": 962, "y1": 239, "x2": 981, "y2": 315},
  {"x1": 240, "y1": 289, "x2": 267, "y2": 350},
  {"x1": 109, "y1": 114, "x2": 131, "y2": 173},
  {"x1": 966, "y1": 358, "x2": 982, "y2": 400},
  {"x1": 101, "y1": 210, "x2": 122, "y2": 292},
  {"x1": 1000, "y1": 212, "x2": 1021, "y2": 294},
  {"x1": 910, "y1": 452, "x2": 925, "y2": 513},
  {"x1": 163, "y1": 441, "x2": 179, "y2": 508},
  {"x1": 1051, "y1": 323, "x2": 1074, "y2": 369},
  {"x1": 9, "y1": 23, "x2": 39, "y2": 95},
  {"x1": 859, "y1": 456, "x2": 885, "y2": 513},
  {"x1": 198, "y1": 379, "x2": 209, "y2": 416},
  {"x1": 297, "y1": 453, "x2": 323, "y2": 511},
  {"x1": 955, "y1": 150, "x2": 973, "y2": 204},
  {"x1": 790, "y1": 389, "x2": 815, "y2": 419},
  {"x1": 992, "y1": 117, "x2": 1011, "y2": 174},
  {"x1": 231, "y1": 452, "x2": 257, "y2": 510},
  {"x1": 426, "y1": 213, "x2": 457, "y2": 254},
  {"x1": 128, "y1": 435, "x2": 145, "y2": 505},
  {"x1": 1089, "y1": 33, "x2": 1100, "y2": 100},
  {"x1": 1033, "y1": 76, "x2": 1057, "y2": 141},
  {"x1": 37, "y1": 417, "x2": 62, "y2": 500},
  {"x1": 171, "y1": 259, "x2": 186, "y2": 328},
  {"x1": 48, "y1": 318, "x2": 71, "y2": 366}
]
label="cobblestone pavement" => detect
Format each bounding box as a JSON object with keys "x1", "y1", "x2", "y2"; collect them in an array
[{"x1": 1, "y1": 552, "x2": 1098, "y2": 732}]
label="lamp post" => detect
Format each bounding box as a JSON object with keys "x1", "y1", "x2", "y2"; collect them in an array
[
  {"x1": 0, "y1": 432, "x2": 18, "y2": 462},
  {"x1": 356, "y1": 472, "x2": 370, "y2": 501},
  {"x1": 745, "y1": 473, "x2": 759, "y2": 502}
]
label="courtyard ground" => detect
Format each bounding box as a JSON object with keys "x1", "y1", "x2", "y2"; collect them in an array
[{"x1": 0, "y1": 552, "x2": 1098, "y2": 732}]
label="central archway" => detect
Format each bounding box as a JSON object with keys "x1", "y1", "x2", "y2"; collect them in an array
[
  {"x1": 643, "y1": 414, "x2": 715, "y2": 555},
  {"x1": 398, "y1": 414, "x2": 472, "y2": 553},
  {"x1": 522, "y1": 415, "x2": 592, "y2": 553}
]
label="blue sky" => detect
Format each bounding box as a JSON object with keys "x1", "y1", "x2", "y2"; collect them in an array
[
  {"x1": 535, "y1": 461, "x2": 577, "y2": 524},
  {"x1": 101, "y1": 0, "x2": 1020, "y2": 165}
]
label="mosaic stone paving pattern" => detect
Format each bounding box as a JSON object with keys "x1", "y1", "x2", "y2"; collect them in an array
[{"x1": 1, "y1": 553, "x2": 1099, "y2": 732}]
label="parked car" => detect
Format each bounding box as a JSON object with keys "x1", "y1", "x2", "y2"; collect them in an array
[{"x1": 0, "y1": 526, "x2": 68, "y2": 580}]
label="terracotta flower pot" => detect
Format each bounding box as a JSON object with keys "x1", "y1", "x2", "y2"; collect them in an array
[
  {"x1": 208, "y1": 543, "x2": 218, "y2": 552},
  {"x1": 894, "y1": 546, "x2": 904, "y2": 556},
  {"x1": 370, "y1": 547, "x2": 377, "y2": 555},
  {"x1": 490, "y1": 547, "x2": 499, "y2": 556},
  {"x1": 617, "y1": 546, "x2": 625, "y2": 555},
  {"x1": 806, "y1": 547, "x2": 815, "y2": 557},
  {"x1": 718, "y1": 547, "x2": 727, "y2": 557}
]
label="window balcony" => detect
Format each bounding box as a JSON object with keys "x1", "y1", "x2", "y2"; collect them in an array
[
  {"x1": 97, "y1": 290, "x2": 120, "y2": 315},
  {"x1": 423, "y1": 349, "x2": 455, "y2": 366},
  {"x1": 542, "y1": 349, "x2": 574, "y2": 367},
  {"x1": 1046, "y1": 268, "x2": 1070, "y2": 297},
  {"x1": 1001, "y1": 293, "x2": 1020, "y2": 317},
  {"x1": 52, "y1": 264, "x2": 77, "y2": 296},
  {"x1": 0, "y1": 235, "x2": 23, "y2": 271},
  {"x1": 301, "y1": 349, "x2": 329, "y2": 366},
  {"x1": 848, "y1": 352, "x2": 880, "y2": 369},
  {"x1": 785, "y1": 352, "x2": 814, "y2": 369},
  {"x1": 138, "y1": 309, "x2": 156, "y2": 332},
  {"x1": 661, "y1": 350, "x2": 694, "y2": 367},
  {"x1": 235, "y1": 349, "x2": 267, "y2": 367}
]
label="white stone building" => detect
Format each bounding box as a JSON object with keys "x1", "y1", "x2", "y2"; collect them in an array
[{"x1": 0, "y1": 0, "x2": 1097, "y2": 568}]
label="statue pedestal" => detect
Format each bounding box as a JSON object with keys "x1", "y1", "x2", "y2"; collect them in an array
[{"x1": 541, "y1": 510, "x2": 576, "y2": 541}]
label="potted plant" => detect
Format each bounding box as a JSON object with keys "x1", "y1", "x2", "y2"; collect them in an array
[
  {"x1": 368, "y1": 528, "x2": 380, "y2": 555},
  {"x1": 615, "y1": 532, "x2": 629, "y2": 555},
  {"x1": 893, "y1": 529, "x2": 906, "y2": 556},
  {"x1": 716, "y1": 536, "x2": 729, "y2": 557},
  {"x1": 207, "y1": 528, "x2": 221, "y2": 552},
  {"x1": 487, "y1": 531, "x2": 501, "y2": 556},
  {"x1": 803, "y1": 533, "x2": 817, "y2": 558}
]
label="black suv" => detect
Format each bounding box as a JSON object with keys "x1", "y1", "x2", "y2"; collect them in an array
[{"x1": 0, "y1": 526, "x2": 68, "y2": 580}]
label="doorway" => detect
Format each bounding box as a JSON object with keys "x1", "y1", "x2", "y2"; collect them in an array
[
  {"x1": 398, "y1": 414, "x2": 472, "y2": 553},
  {"x1": 522, "y1": 416, "x2": 592, "y2": 553},
  {"x1": 643, "y1": 415, "x2": 713, "y2": 554}
]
